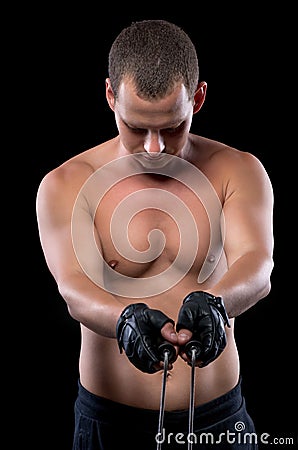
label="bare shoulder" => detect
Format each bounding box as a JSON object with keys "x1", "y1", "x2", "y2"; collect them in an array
[
  {"x1": 217, "y1": 143, "x2": 272, "y2": 192},
  {"x1": 36, "y1": 160, "x2": 93, "y2": 215},
  {"x1": 193, "y1": 135, "x2": 272, "y2": 188},
  {"x1": 37, "y1": 139, "x2": 118, "y2": 203}
]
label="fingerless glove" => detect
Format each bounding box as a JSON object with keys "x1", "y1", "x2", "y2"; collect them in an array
[
  {"x1": 116, "y1": 303, "x2": 174, "y2": 373},
  {"x1": 177, "y1": 291, "x2": 230, "y2": 367}
]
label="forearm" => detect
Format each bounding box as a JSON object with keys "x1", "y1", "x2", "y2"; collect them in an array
[
  {"x1": 206, "y1": 251, "x2": 273, "y2": 318},
  {"x1": 58, "y1": 272, "x2": 124, "y2": 338}
]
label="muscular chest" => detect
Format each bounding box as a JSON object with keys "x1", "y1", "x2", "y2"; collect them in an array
[{"x1": 93, "y1": 174, "x2": 222, "y2": 278}]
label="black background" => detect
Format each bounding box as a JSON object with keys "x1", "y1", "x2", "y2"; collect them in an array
[{"x1": 21, "y1": 4, "x2": 296, "y2": 449}]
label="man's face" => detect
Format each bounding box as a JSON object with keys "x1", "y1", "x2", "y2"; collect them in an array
[{"x1": 111, "y1": 79, "x2": 195, "y2": 159}]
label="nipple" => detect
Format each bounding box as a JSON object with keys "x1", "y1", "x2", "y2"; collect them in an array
[
  {"x1": 207, "y1": 254, "x2": 216, "y2": 263},
  {"x1": 108, "y1": 260, "x2": 118, "y2": 270}
]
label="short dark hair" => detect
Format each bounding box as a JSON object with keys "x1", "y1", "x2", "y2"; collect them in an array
[{"x1": 108, "y1": 19, "x2": 199, "y2": 100}]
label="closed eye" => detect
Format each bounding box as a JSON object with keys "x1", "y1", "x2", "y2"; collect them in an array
[
  {"x1": 125, "y1": 122, "x2": 185, "y2": 134},
  {"x1": 163, "y1": 123, "x2": 185, "y2": 134},
  {"x1": 128, "y1": 127, "x2": 147, "y2": 134}
]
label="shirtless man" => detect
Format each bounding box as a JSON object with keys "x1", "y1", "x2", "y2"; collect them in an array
[{"x1": 36, "y1": 20, "x2": 274, "y2": 449}]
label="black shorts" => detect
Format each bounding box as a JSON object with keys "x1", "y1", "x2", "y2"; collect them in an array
[{"x1": 72, "y1": 377, "x2": 257, "y2": 449}]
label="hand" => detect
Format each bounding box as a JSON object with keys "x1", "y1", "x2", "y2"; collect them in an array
[
  {"x1": 116, "y1": 303, "x2": 177, "y2": 373},
  {"x1": 176, "y1": 291, "x2": 230, "y2": 367}
]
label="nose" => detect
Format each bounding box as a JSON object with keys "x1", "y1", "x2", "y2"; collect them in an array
[{"x1": 144, "y1": 131, "x2": 165, "y2": 156}]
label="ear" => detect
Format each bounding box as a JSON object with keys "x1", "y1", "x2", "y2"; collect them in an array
[
  {"x1": 193, "y1": 81, "x2": 207, "y2": 114},
  {"x1": 105, "y1": 78, "x2": 116, "y2": 111}
]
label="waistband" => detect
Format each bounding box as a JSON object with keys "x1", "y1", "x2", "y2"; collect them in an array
[{"x1": 76, "y1": 377, "x2": 243, "y2": 433}]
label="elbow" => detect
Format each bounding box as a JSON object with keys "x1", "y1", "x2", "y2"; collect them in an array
[
  {"x1": 260, "y1": 279, "x2": 271, "y2": 300},
  {"x1": 66, "y1": 303, "x2": 79, "y2": 322},
  {"x1": 259, "y1": 256, "x2": 274, "y2": 300},
  {"x1": 57, "y1": 281, "x2": 80, "y2": 322}
]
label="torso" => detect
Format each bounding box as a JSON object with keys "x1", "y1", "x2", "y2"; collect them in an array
[{"x1": 71, "y1": 135, "x2": 240, "y2": 410}]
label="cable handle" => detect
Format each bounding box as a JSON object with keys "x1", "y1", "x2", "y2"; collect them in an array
[
  {"x1": 184, "y1": 340, "x2": 202, "y2": 360},
  {"x1": 157, "y1": 340, "x2": 176, "y2": 363}
]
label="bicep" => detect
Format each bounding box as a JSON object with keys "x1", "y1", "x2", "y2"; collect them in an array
[
  {"x1": 36, "y1": 170, "x2": 104, "y2": 286},
  {"x1": 222, "y1": 154, "x2": 274, "y2": 267}
]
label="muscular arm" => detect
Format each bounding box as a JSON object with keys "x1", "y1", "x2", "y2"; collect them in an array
[
  {"x1": 36, "y1": 161, "x2": 124, "y2": 338},
  {"x1": 176, "y1": 149, "x2": 274, "y2": 354},
  {"x1": 208, "y1": 150, "x2": 274, "y2": 318}
]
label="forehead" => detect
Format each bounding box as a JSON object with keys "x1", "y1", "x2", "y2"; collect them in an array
[{"x1": 115, "y1": 80, "x2": 192, "y2": 127}]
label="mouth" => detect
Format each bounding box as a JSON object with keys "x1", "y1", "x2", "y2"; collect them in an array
[
  {"x1": 142, "y1": 151, "x2": 166, "y2": 158},
  {"x1": 134, "y1": 152, "x2": 175, "y2": 170},
  {"x1": 138, "y1": 152, "x2": 166, "y2": 160}
]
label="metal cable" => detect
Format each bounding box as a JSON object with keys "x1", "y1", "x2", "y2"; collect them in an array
[
  {"x1": 156, "y1": 349, "x2": 169, "y2": 450},
  {"x1": 188, "y1": 347, "x2": 197, "y2": 450}
]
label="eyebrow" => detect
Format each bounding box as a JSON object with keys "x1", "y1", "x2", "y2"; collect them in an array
[{"x1": 122, "y1": 118, "x2": 185, "y2": 130}]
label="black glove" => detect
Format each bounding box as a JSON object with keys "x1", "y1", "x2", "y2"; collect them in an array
[
  {"x1": 116, "y1": 303, "x2": 175, "y2": 374},
  {"x1": 177, "y1": 291, "x2": 230, "y2": 367}
]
